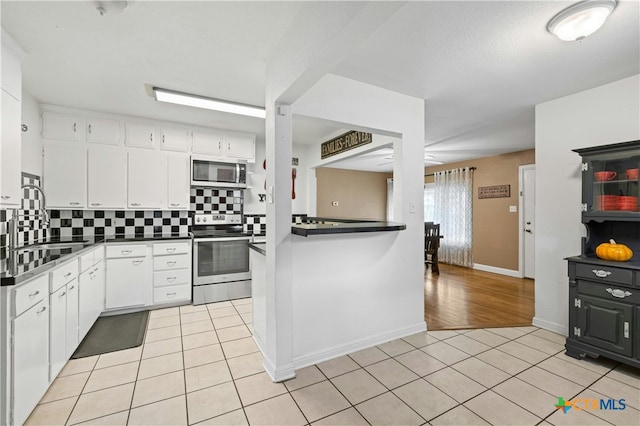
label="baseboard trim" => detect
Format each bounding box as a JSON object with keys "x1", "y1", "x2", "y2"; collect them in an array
[
  {"x1": 532, "y1": 316, "x2": 568, "y2": 336},
  {"x1": 253, "y1": 335, "x2": 296, "y2": 382},
  {"x1": 473, "y1": 263, "x2": 522, "y2": 278},
  {"x1": 292, "y1": 321, "x2": 426, "y2": 370}
]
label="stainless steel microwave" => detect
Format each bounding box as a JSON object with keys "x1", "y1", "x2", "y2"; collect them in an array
[{"x1": 191, "y1": 156, "x2": 247, "y2": 188}]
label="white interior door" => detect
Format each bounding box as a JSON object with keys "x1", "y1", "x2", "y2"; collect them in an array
[{"x1": 521, "y1": 165, "x2": 536, "y2": 278}]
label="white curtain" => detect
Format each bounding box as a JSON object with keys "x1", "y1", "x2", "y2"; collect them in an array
[{"x1": 434, "y1": 167, "x2": 473, "y2": 267}]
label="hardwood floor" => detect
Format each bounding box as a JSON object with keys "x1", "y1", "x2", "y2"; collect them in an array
[{"x1": 424, "y1": 262, "x2": 535, "y2": 330}]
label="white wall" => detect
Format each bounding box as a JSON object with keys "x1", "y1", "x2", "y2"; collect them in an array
[
  {"x1": 534, "y1": 74, "x2": 640, "y2": 334},
  {"x1": 244, "y1": 138, "x2": 309, "y2": 215},
  {"x1": 21, "y1": 91, "x2": 42, "y2": 176}
]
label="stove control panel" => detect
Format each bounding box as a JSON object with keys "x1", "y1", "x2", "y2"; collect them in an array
[{"x1": 194, "y1": 214, "x2": 242, "y2": 225}]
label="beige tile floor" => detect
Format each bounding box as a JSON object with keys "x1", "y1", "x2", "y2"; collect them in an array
[{"x1": 25, "y1": 298, "x2": 640, "y2": 426}]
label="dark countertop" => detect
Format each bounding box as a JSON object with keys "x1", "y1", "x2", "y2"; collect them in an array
[
  {"x1": 249, "y1": 242, "x2": 266, "y2": 255},
  {"x1": 1, "y1": 233, "x2": 192, "y2": 287},
  {"x1": 291, "y1": 219, "x2": 406, "y2": 237}
]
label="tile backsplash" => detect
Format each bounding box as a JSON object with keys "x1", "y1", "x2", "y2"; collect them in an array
[
  {"x1": 49, "y1": 210, "x2": 190, "y2": 238},
  {"x1": 190, "y1": 188, "x2": 242, "y2": 214}
]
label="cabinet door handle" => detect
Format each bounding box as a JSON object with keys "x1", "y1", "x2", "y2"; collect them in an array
[
  {"x1": 150, "y1": 133, "x2": 153, "y2": 142},
  {"x1": 93, "y1": 267, "x2": 99, "y2": 273},
  {"x1": 69, "y1": 286, "x2": 75, "y2": 290},
  {"x1": 37, "y1": 306, "x2": 47, "y2": 315},
  {"x1": 624, "y1": 322, "x2": 629, "y2": 339},
  {"x1": 162, "y1": 134, "x2": 165, "y2": 144},
  {"x1": 91, "y1": 202, "x2": 102, "y2": 206},
  {"x1": 166, "y1": 276, "x2": 177, "y2": 282},
  {"x1": 1, "y1": 195, "x2": 11, "y2": 200},
  {"x1": 131, "y1": 203, "x2": 141, "y2": 206},
  {"x1": 606, "y1": 288, "x2": 632, "y2": 298},
  {"x1": 121, "y1": 250, "x2": 132, "y2": 255},
  {"x1": 166, "y1": 292, "x2": 176, "y2": 297},
  {"x1": 88, "y1": 124, "x2": 92, "y2": 134},
  {"x1": 73, "y1": 123, "x2": 77, "y2": 133},
  {"x1": 28, "y1": 290, "x2": 40, "y2": 298},
  {"x1": 170, "y1": 203, "x2": 180, "y2": 207},
  {"x1": 166, "y1": 261, "x2": 176, "y2": 266},
  {"x1": 58, "y1": 291, "x2": 66, "y2": 298},
  {"x1": 132, "y1": 260, "x2": 143, "y2": 265},
  {"x1": 166, "y1": 248, "x2": 176, "y2": 253},
  {"x1": 64, "y1": 272, "x2": 72, "y2": 278},
  {"x1": 69, "y1": 202, "x2": 80, "y2": 205},
  {"x1": 592, "y1": 269, "x2": 612, "y2": 278},
  {"x1": 218, "y1": 141, "x2": 221, "y2": 150}
]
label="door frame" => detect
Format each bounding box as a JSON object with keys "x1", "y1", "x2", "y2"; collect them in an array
[{"x1": 518, "y1": 164, "x2": 536, "y2": 278}]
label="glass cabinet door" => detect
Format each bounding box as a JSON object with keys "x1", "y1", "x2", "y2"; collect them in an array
[{"x1": 587, "y1": 152, "x2": 639, "y2": 216}]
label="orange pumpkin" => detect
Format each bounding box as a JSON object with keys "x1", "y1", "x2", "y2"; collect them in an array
[{"x1": 595, "y1": 239, "x2": 633, "y2": 262}]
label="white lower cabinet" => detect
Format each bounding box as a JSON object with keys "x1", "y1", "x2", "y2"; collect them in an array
[
  {"x1": 152, "y1": 240, "x2": 191, "y2": 305},
  {"x1": 78, "y1": 255, "x2": 104, "y2": 342},
  {"x1": 65, "y1": 280, "x2": 79, "y2": 358},
  {"x1": 105, "y1": 244, "x2": 151, "y2": 309},
  {"x1": 49, "y1": 285, "x2": 67, "y2": 380},
  {"x1": 48, "y1": 259, "x2": 79, "y2": 381},
  {"x1": 11, "y1": 275, "x2": 50, "y2": 426}
]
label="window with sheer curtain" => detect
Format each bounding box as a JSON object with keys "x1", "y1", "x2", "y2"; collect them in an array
[
  {"x1": 434, "y1": 167, "x2": 474, "y2": 267},
  {"x1": 423, "y1": 183, "x2": 435, "y2": 222}
]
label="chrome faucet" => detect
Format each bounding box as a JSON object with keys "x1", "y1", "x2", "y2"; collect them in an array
[{"x1": 8, "y1": 184, "x2": 49, "y2": 249}]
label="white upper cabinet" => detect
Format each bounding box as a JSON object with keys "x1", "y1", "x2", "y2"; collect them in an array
[
  {"x1": 192, "y1": 130, "x2": 255, "y2": 161},
  {"x1": 1, "y1": 29, "x2": 24, "y2": 101},
  {"x1": 125, "y1": 121, "x2": 155, "y2": 149},
  {"x1": 88, "y1": 148, "x2": 126, "y2": 209},
  {"x1": 160, "y1": 126, "x2": 189, "y2": 152},
  {"x1": 1, "y1": 30, "x2": 24, "y2": 207},
  {"x1": 225, "y1": 133, "x2": 255, "y2": 161},
  {"x1": 1, "y1": 93, "x2": 22, "y2": 207},
  {"x1": 166, "y1": 153, "x2": 190, "y2": 210},
  {"x1": 42, "y1": 111, "x2": 82, "y2": 142},
  {"x1": 86, "y1": 117, "x2": 120, "y2": 145},
  {"x1": 192, "y1": 130, "x2": 224, "y2": 156},
  {"x1": 128, "y1": 150, "x2": 162, "y2": 209},
  {"x1": 43, "y1": 143, "x2": 87, "y2": 208}
]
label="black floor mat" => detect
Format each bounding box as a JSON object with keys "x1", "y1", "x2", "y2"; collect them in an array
[{"x1": 71, "y1": 311, "x2": 149, "y2": 359}]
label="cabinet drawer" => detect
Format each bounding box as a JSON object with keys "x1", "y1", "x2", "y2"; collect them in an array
[
  {"x1": 153, "y1": 241, "x2": 190, "y2": 256},
  {"x1": 577, "y1": 280, "x2": 640, "y2": 305},
  {"x1": 153, "y1": 284, "x2": 191, "y2": 304},
  {"x1": 50, "y1": 259, "x2": 79, "y2": 292},
  {"x1": 153, "y1": 254, "x2": 190, "y2": 271},
  {"x1": 575, "y1": 263, "x2": 633, "y2": 286},
  {"x1": 154, "y1": 269, "x2": 190, "y2": 288},
  {"x1": 14, "y1": 274, "x2": 49, "y2": 317},
  {"x1": 106, "y1": 244, "x2": 147, "y2": 258}
]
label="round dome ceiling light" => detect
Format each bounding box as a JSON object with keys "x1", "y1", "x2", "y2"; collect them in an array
[{"x1": 547, "y1": 0, "x2": 617, "y2": 42}]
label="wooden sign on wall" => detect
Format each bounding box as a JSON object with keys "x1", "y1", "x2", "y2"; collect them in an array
[
  {"x1": 321, "y1": 131, "x2": 372, "y2": 159},
  {"x1": 478, "y1": 185, "x2": 510, "y2": 199}
]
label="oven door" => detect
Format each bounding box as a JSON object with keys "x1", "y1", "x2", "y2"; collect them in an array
[{"x1": 193, "y1": 236, "x2": 252, "y2": 285}]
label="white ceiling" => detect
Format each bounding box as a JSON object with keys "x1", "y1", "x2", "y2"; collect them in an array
[{"x1": 2, "y1": 1, "x2": 639, "y2": 172}]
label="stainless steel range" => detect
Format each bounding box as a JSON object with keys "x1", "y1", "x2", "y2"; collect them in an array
[{"x1": 192, "y1": 213, "x2": 252, "y2": 305}]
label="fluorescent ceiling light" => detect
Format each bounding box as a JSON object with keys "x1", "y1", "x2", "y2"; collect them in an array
[
  {"x1": 547, "y1": 0, "x2": 617, "y2": 42},
  {"x1": 152, "y1": 87, "x2": 266, "y2": 118}
]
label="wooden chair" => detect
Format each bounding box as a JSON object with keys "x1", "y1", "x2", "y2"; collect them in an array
[{"x1": 424, "y1": 222, "x2": 441, "y2": 274}]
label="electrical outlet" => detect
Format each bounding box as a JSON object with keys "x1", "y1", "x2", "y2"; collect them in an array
[
  {"x1": 332, "y1": 201, "x2": 339, "y2": 206},
  {"x1": 509, "y1": 205, "x2": 517, "y2": 212}
]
